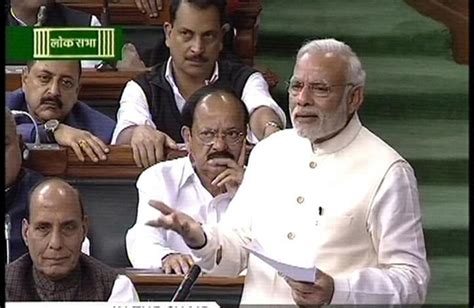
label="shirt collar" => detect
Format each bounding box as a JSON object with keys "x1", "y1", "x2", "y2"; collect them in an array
[
  {"x1": 312, "y1": 113, "x2": 362, "y2": 155},
  {"x1": 179, "y1": 156, "x2": 198, "y2": 190},
  {"x1": 164, "y1": 57, "x2": 220, "y2": 90}
]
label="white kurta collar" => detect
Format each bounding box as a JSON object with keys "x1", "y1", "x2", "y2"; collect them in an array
[{"x1": 312, "y1": 113, "x2": 362, "y2": 155}]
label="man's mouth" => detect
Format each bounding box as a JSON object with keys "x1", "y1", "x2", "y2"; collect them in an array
[{"x1": 207, "y1": 151, "x2": 235, "y2": 161}]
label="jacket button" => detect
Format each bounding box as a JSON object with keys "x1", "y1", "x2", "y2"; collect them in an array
[
  {"x1": 309, "y1": 161, "x2": 317, "y2": 168},
  {"x1": 296, "y1": 196, "x2": 304, "y2": 204},
  {"x1": 287, "y1": 232, "x2": 295, "y2": 240}
]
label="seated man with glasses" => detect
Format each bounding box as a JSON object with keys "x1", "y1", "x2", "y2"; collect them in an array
[{"x1": 126, "y1": 84, "x2": 248, "y2": 274}]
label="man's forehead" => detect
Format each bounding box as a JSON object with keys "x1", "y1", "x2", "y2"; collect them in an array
[
  {"x1": 294, "y1": 52, "x2": 347, "y2": 81},
  {"x1": 30, "y1": 61, "x2": 79, "y2": 77}
]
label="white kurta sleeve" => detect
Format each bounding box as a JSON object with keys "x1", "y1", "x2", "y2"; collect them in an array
[
  {"x1": 331, "y1": 161, "x2": 430, "y2": 304},
  {"x1": 126, "y1": 168, "x2": 179, "y2": 268},
  {"x1": 111, "y1": 80, "x2": 156, "y2": 144},
  {"x1": 241, "y1": 72, "x2": 287, "y2": 143},
  {"x1": 108, "y1": 274, "x2": 140, "y2": 302},
  {"x1": 190, "y1": 141, "x2": 268, "y2": 275}
]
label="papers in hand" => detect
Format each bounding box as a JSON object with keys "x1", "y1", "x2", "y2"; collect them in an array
[{"x1": 243, "y1": 241, "x2": 318, "y2": 283}]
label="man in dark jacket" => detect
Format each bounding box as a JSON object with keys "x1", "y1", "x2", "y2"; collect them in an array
[
  {"x1": 112, "y1": 0, "x2": 286, "y2": 168},
  {"x1": 7, "y1": 60, "x2": 115, "y2": 163},
  {"x1": 5, "y1": 177, "x2": 139, "y2": 302}
]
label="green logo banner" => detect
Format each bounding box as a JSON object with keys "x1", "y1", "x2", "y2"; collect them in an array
[{"x1": 7, "y1": 27, "x2": 123, "y2": 61}]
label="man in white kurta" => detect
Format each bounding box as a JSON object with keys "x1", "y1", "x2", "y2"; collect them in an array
[
  {"x1": 147, "y1": 38, "x2": 430, "y2": 305},
  {"x1": 126, "y1": 85, "x2": 249, "y2": 274}
]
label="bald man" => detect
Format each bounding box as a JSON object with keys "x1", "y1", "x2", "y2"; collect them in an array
[{"x1": 5, "y1": 178, "x2": 139, "y2": 302}]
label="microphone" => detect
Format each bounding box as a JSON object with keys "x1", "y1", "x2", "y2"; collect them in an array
[
  {"x1": 11, "y1": 110, "x2": 59, "y2": 150},
  {"x1": 171, "y1": 264, "x2": 201, "y2": 301},
  {"x1": 34, "y1": 5, "x2": 47, "y2": 26},
  {"x1": 5, "y1": 214, "x2": 11, "y2": 264}
]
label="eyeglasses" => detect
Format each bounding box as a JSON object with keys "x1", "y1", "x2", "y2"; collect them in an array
[
  {"x1": 197, "y1": 129, "x2": 245, "y2": 146},
  {"x1": 286, "y1": 80, "x2": 355, "y2": 98}
]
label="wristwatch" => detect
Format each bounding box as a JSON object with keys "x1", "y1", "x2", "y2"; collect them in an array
[{"x1": 44, "y1": 119, "x2": 60, "y2": 142}]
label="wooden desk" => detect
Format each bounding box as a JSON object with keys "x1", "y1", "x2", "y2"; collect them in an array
[
  {"x1": 124, "y1": 269, "x2": 244, "y2": 304},
  {"x1": 6, "y1": 68, "x2": 144, "y2": 101},
  {"x1": 23, "y1": 145, "x2": 187, "y2": 179}
]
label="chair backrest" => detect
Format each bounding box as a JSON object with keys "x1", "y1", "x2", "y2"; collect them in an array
[{"x1": 71, "y1": 178, "x2": 138, "y2": 268}]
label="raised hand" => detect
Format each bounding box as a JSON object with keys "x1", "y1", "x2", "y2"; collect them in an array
[
  {"x1": 146, "y1": 200, "x2": 206, "y2": 249},
  {"x1": 54, "y1": 124, "x2": 109, "y2": 162},
  {"x1": 209, "y1": 139, "x2": 247, "y2": 195}
]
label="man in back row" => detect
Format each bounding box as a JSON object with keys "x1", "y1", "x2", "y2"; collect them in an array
[
  {"x1": 113, "y1": 0, "x2": 286, "y2": 168},
  {"x1": 148, "y1": 38, "x2": 430, "y2": 305},
  {"x1": 6, "y1": 178, "x2": 139, "y2": 302}
]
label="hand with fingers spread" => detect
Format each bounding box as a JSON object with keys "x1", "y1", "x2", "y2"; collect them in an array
[
  {"x1": 130, "y1": 125, "x2": 178, "y2": 168},
  {"x1": 134, "y1": 0, "x2": 162, "y2": 18},
  {"x1": 54, "y1": 124, "x2": 110, "y2": 162},
  {"x1": 162, "y1": 253, "x2": 195, "y2": 274},
  {"x1": 146, "y1": 200, "x2": 207, "y2": 249},
  {"x1": 284, "y1": 269, "x2": 335, "y2": 307},
  {"x1": 209, "y1": 140, "x2": 247, "y2": 195}
]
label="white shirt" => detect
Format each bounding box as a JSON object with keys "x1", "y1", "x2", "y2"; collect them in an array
[
  {"x1": 108, "y1": 275, "x2": 140, "y2": 302},
  {"x1": 126, "y1": 156, "x2": 233, "y2": 269},
  {"x1": 191, "y1": 114, "x2": 430, "y2": 305},
  {"x1": 112, "y1": 58, "x2": 287, "y2": 144}
]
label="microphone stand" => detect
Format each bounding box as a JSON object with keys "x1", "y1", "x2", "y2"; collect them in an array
[
  {"x1": 11, "y1": 110, "x2": 59, "y2": 150},
  {"x1": 5, "y1": 214, "x2": 11, "y2": 264}
]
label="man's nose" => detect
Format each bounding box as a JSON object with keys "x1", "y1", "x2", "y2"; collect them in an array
[
  {"x1": 190, "y1": 37, "x2": 205, "y2": 54},
  {"x1": 211, "y1": 135, "x2": 228, "y2": 152},
  {"x1": 295, "y1": 85, "x2": 313, "y2": 106},
  {"x1": 48, "y1": 80, "x2": 61, "y2": 96},
  {"x1": 48, "y1": 229, "x2": 63, "y2": 250}
]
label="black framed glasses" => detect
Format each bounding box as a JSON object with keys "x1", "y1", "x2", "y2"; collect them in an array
[
  {"x1": 197, "y1": 129, "x2": 245, "y2": 146},
  {"x1": 286, "y1": 79, "x2": 355, "y2": 98}
]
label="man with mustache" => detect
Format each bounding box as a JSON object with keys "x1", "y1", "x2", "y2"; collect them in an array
[
  {"x1": 112, "y1": 0, "x2": 286, "y2": 169},
  {"x1": 7, "y1": 60, "x2": 116, "y2": 163},
  {"x1": 6, "y1": 178, "x2": 139, "y2": 302},
  {"x1": 144, "y1": 38, "x2": 430, "y2": 305},
  {"x1": 126, "y1": 85, "x2": 248, "y2": 274}
]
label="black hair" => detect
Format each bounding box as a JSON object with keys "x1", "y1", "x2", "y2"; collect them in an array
[
  {"x1": 181, "y1": 84, "x2": 249, "y2": 130},
  {"x1": 26, "y1": 177, "x2": 85, "y2": 221},
  {"x1": 26, "y1": 60, "x2": 82, "y2": 79},
  {"x1": 170, "y1": 0, "x2": 227, "y2": 25}
]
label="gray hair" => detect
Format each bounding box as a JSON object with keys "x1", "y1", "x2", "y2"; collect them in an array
[{"x1": 296, "y1": 38, "x2": 366, "y2": 86}]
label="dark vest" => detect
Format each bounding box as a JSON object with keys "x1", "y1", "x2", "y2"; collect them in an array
[
  {"x1": 133, "y1": 60, "x2": 256, "y2": 142},
  {"x1": 6, "y1": 253, "x2": 118, "y2": 301}
]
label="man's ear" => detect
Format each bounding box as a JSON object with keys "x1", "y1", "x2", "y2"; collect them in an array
[
  {"x1": 21, "y1": 218, "x2": 29, "y2": 247},
  {"x1": 181, "y1": 126, "x2": 192, "y2": 152},
  {"x1": 164, "y1": 22, "x2": 173, "y2": 47},
  {"x1": 82, "y1": 215, "x2": 89, "y2": 241},
  {"x1": 347, "y1": 85, "x2": 364, "y2": 114}
]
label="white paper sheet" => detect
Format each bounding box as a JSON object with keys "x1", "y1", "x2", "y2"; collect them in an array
[{"x1": 243, "y1": 241, "x2": 318, "y2": 283}]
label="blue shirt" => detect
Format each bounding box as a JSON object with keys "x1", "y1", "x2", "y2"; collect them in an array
[{"x1": 7, "y1": 89, "x2": 116, "y2": 144}]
